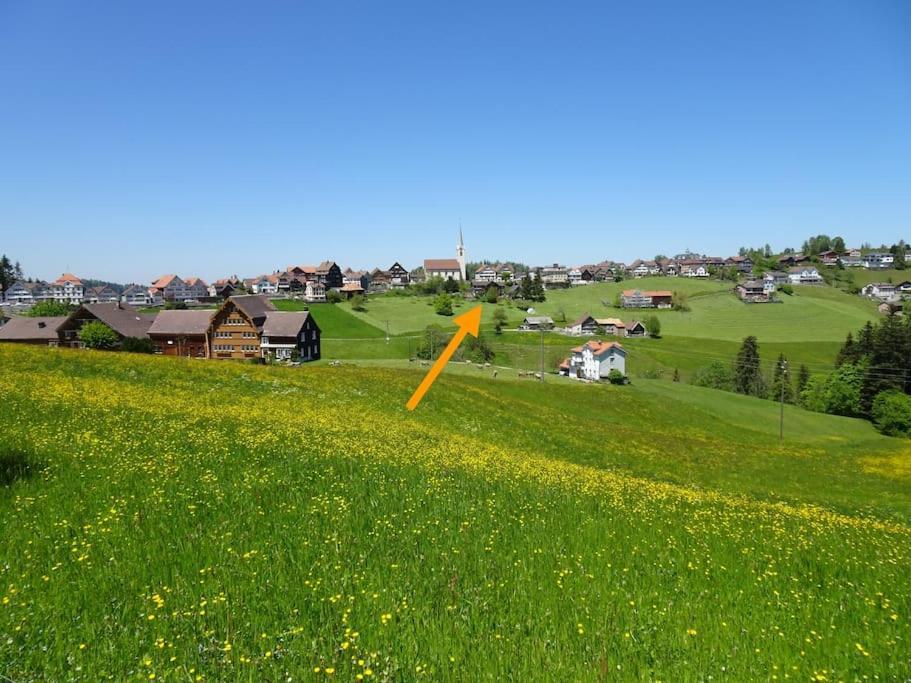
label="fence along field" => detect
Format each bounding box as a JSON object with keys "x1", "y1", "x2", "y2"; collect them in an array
[{"x1": 0, "y1": 345, "x2": 909, "y2": 680}]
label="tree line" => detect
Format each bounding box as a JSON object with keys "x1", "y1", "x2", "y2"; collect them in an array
[{"x1": 693, "y1": 319, "x2": 911, "y2": 437}]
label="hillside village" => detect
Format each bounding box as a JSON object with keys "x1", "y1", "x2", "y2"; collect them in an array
[{"x1": 1, "y1": 234, "x2": 910, "y2": 381}]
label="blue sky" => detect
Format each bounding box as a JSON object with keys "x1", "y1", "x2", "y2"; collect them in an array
[{"x1": 1, "y1": 1, "x2": 909, "y2": 283}]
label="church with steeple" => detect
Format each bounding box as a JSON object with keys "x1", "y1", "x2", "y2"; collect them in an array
[{"x1": 423, "y1": 228, "x2": 467, "y2": 282}]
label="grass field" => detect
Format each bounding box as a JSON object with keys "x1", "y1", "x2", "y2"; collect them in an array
[
  {"x1": 1, "y1": 345, "x2": 910, "y2": 680},
  {"x1": 841, "y1": 268, "x2": 911, "y2": 288},
  {"x1": 291, "y1": 279, "x2": 877, "y2": 380},
  {"x1": 331, "y1": 278, "x2": 878, "y2": 344}
]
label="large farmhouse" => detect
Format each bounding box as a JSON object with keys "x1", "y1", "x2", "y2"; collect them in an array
[{"x1": 210, "y1": 295, "x2": 320, "y2": 361}]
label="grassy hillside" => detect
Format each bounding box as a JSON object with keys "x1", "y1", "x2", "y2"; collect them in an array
[
  {"x1": 328, "y1": 277, "x2": 877, "y2": 343},
  {"x1": 1, "y1": 345, "x2": 909, "y2": 680},
  {"x1": 532, "y1": 278, "x2": 879, "y2": 343},
  {"x1": 289, "y1": 278, "x2": 877, "y2": 378}
]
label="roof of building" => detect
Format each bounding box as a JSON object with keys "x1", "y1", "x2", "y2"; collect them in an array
[
  {"x1": 585, "y1": 340, "x2": 624, "y2": 357},
  {"x1": 184, "y1": 276, "x2": 208, "y2": 287},
  {"x1": 122, "y1": 284, "x2": 149, "y2": 296},
  {"x1": 54, "y1": 273, "x2": 83, "y2": 286},
  {"x1": 151, "y1": 274, "x2": 180, "y2": 289},
  {"x1": 594, "y1": 317, "x2": 625, "y2": 327},
  {"x1": 741, "y1": 280, "x2": 766, "y2": 288},
  {"x1": 262, "y1": 311, "x2": 314, "y2": 337},
  {"x1": 229, "y1": 295, "x2": 276, "y2": 322},
  {"x1": 558, "y1": 358, "x2": 570, "y2": 369},
  {"x1": 78, "y1": 303, "x2": 155, "y2": 338},
  {"x1": 622, "y1": 289, "x2": 672, "y2": 297},
  {"x1": 339, "y1": 282, "x2": 365, "y2": 292},
  {"x1": 288, "y1": 264, "x2": 317, "y2": 274},
  {"x1": 424, "y1": 258, "x2": 461, "y2": 271},
  {"x1": 317, "y1": 260, "x2": 338, "y2": 272},
  {"x1": 788, "y1": 266, "x2": 818, "y2": 273},
  {"x1": 523, "y1": 316, "x2": 554, "y2": 324},
  {"x1": 148, "y1": 310, "x2": 213, "y2": 336},
  {"x1": 570, "y1": 313, "x2": 596, "y2": 327},
  {"x1": 626, "y1": 320, "x2": 646, "y2": 329},
  {"x1": 85, "y1": 285, "x2": 115, "y2": 296},
  {"x1": 0, "y1": 316, "x2": 66, "y2": 341}
]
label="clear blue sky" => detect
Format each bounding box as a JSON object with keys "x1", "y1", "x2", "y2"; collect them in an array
[{"x1": 1, "y1": 1, "x2": 909, "y2": 283}]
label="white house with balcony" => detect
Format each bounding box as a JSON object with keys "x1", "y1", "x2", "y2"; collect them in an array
[
  {"x1": 49, "y1": 273, "x2": 84, "y2": 304},
  {"x1": 787, "y1": 266, "x2": 823, "y2": 284},
  {"x1": 3, "y1": 280, "x2": 51, "y2": 306},
  {"x1": 562, "y1": 340, "x2": 626, "y2": 380}
]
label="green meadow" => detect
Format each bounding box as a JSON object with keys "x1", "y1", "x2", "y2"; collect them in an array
[
  {"x1": 1, "y1": 345, "x2": 909, "y2": 680},
  {"x1": 328, "y1": 277, "x2": 878, "y2": 343},
  {"x1": 267, "y1": 278, "x2": 876, "y2": 377}
]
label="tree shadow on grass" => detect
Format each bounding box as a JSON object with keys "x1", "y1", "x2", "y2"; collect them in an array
[{"x1": 0, "y1": 450, "x2": 45, "y2": 487}]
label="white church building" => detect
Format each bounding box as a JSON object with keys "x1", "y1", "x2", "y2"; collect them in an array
[{"x1": 423, "y1": 229, "x2": 467, "y2": 281}]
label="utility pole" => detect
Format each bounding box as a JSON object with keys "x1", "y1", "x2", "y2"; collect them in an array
[
  {"x1": 779, "y1": 358, "x2": 788, "y2": 442},
  {"x1": 540, "y1": 327, "x2": 545, "y2": 382}
]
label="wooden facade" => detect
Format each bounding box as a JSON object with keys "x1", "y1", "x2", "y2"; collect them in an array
[
  {"x1": 152, "y1": 335, "x2": 208, "y2": 357},
  {"x1": 209, "y1": 300, "x2": 263, "y2": 360}
]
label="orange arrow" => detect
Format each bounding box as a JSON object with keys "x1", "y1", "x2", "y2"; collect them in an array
[{"x1": 406, "y1": 305, "x2": 482, "y2": 410}]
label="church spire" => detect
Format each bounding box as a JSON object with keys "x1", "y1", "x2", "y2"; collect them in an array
[{"x1": 456, "y1": 223, "x2": 466, "y2": 281}]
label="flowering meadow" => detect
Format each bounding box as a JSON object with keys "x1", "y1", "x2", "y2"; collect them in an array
[{"x1": 1, "y1": 344, "x2": 909, "y2": 680}]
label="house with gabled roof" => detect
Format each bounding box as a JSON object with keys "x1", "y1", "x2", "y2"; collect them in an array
[
  {"x1": 567, "y1": 313, "x2": 599, "y2": 335},
  {"x1": 3, "y1": 280, "x2": 51, "y2": 306},
  {"x1": 368, "y1": 268, "x2": 392, "y2": 292},
  {"x1": 0, "y1": 316, "x2": 66, "y2": 345},
  {"x1": 343, "y1": 268, "x2": 371, "y2": 290},
  {"x1": 209, "y1": 295, "x2": 320, "y2": 361},
  {"x1": 151, "y1": 274, "x2": 189, "y2": 301},
  {"x1": 49, "y1": 273, "x2": 84, "y2": 304},
  {"x1": 787, "y1": 266, "x2": 823, "y2": 284},
  {"x1": 183, "y1": 277, "x2": 209, "y2": 300},
  {"x1": 121, "y1": 285, "x2": 161, "y2": 307},
  {"x1": 625, "y1": 320, "x2": 647, "y2": 337},
  {"x1": 387, "y1": 262, "x2": 410, "y2": 287},
  {"x1": 725, "y1": 255, "x2": 754, "y2": 272},
  {"x1": 621, "y1": 289, "x2": 673, "y2": 308},
  {"x1": 57, "y1": 303, "x2": 155, "y2": 348},
  {"x1": 338, "y1": 282, "x2": 365, "y2": 300},
  {"x1": 562, "y1": 340, "x2": 626, "y2": 380},
  {"x1": 316, "y1": 261, "x2": 343, "y2": 289},
  {"x1": 520, "y1": 316, "x2": 554, "y2": 331},
  {"x1": 594, "y1": 317, "x2": 626, "y2": 336},
  {"x1": 148, "y1": 310, "x2": 213, "y2": 357},
  {"x1": 84, "y1": 285, "x2": 120, "y2": 304},
  {"x1": 861, "y1": 283, "x2": 898, "y2": 302}
]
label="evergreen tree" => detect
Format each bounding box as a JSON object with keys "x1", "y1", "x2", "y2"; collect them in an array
[
  {"x1": 733, "y1": 336, "x2": 765, "y2": 398},
  {"x1": 857, "y1": 321, "x2": 875, "y2": 354},
  {"x1": 860, "y1": 314, "x2": 907, "y2": 414},
  {"x1": 796, "y1": 364, "x2": 810, "y2": 396},
  {"x1": 770, "y1": 353, "x2": 794, "y2": 403},
  {"x1": 530, "y1": 273, "x2": 546, "y2": 301},
  {"x1": 836, "y1": 332, "x2": 860, "y2": 367},
  {"x1": 520, "y1": 273, "x2": 533, "y2": 300},
  {"x1": 0, "y1": 254, "x2": 16, "y2": 292}
]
